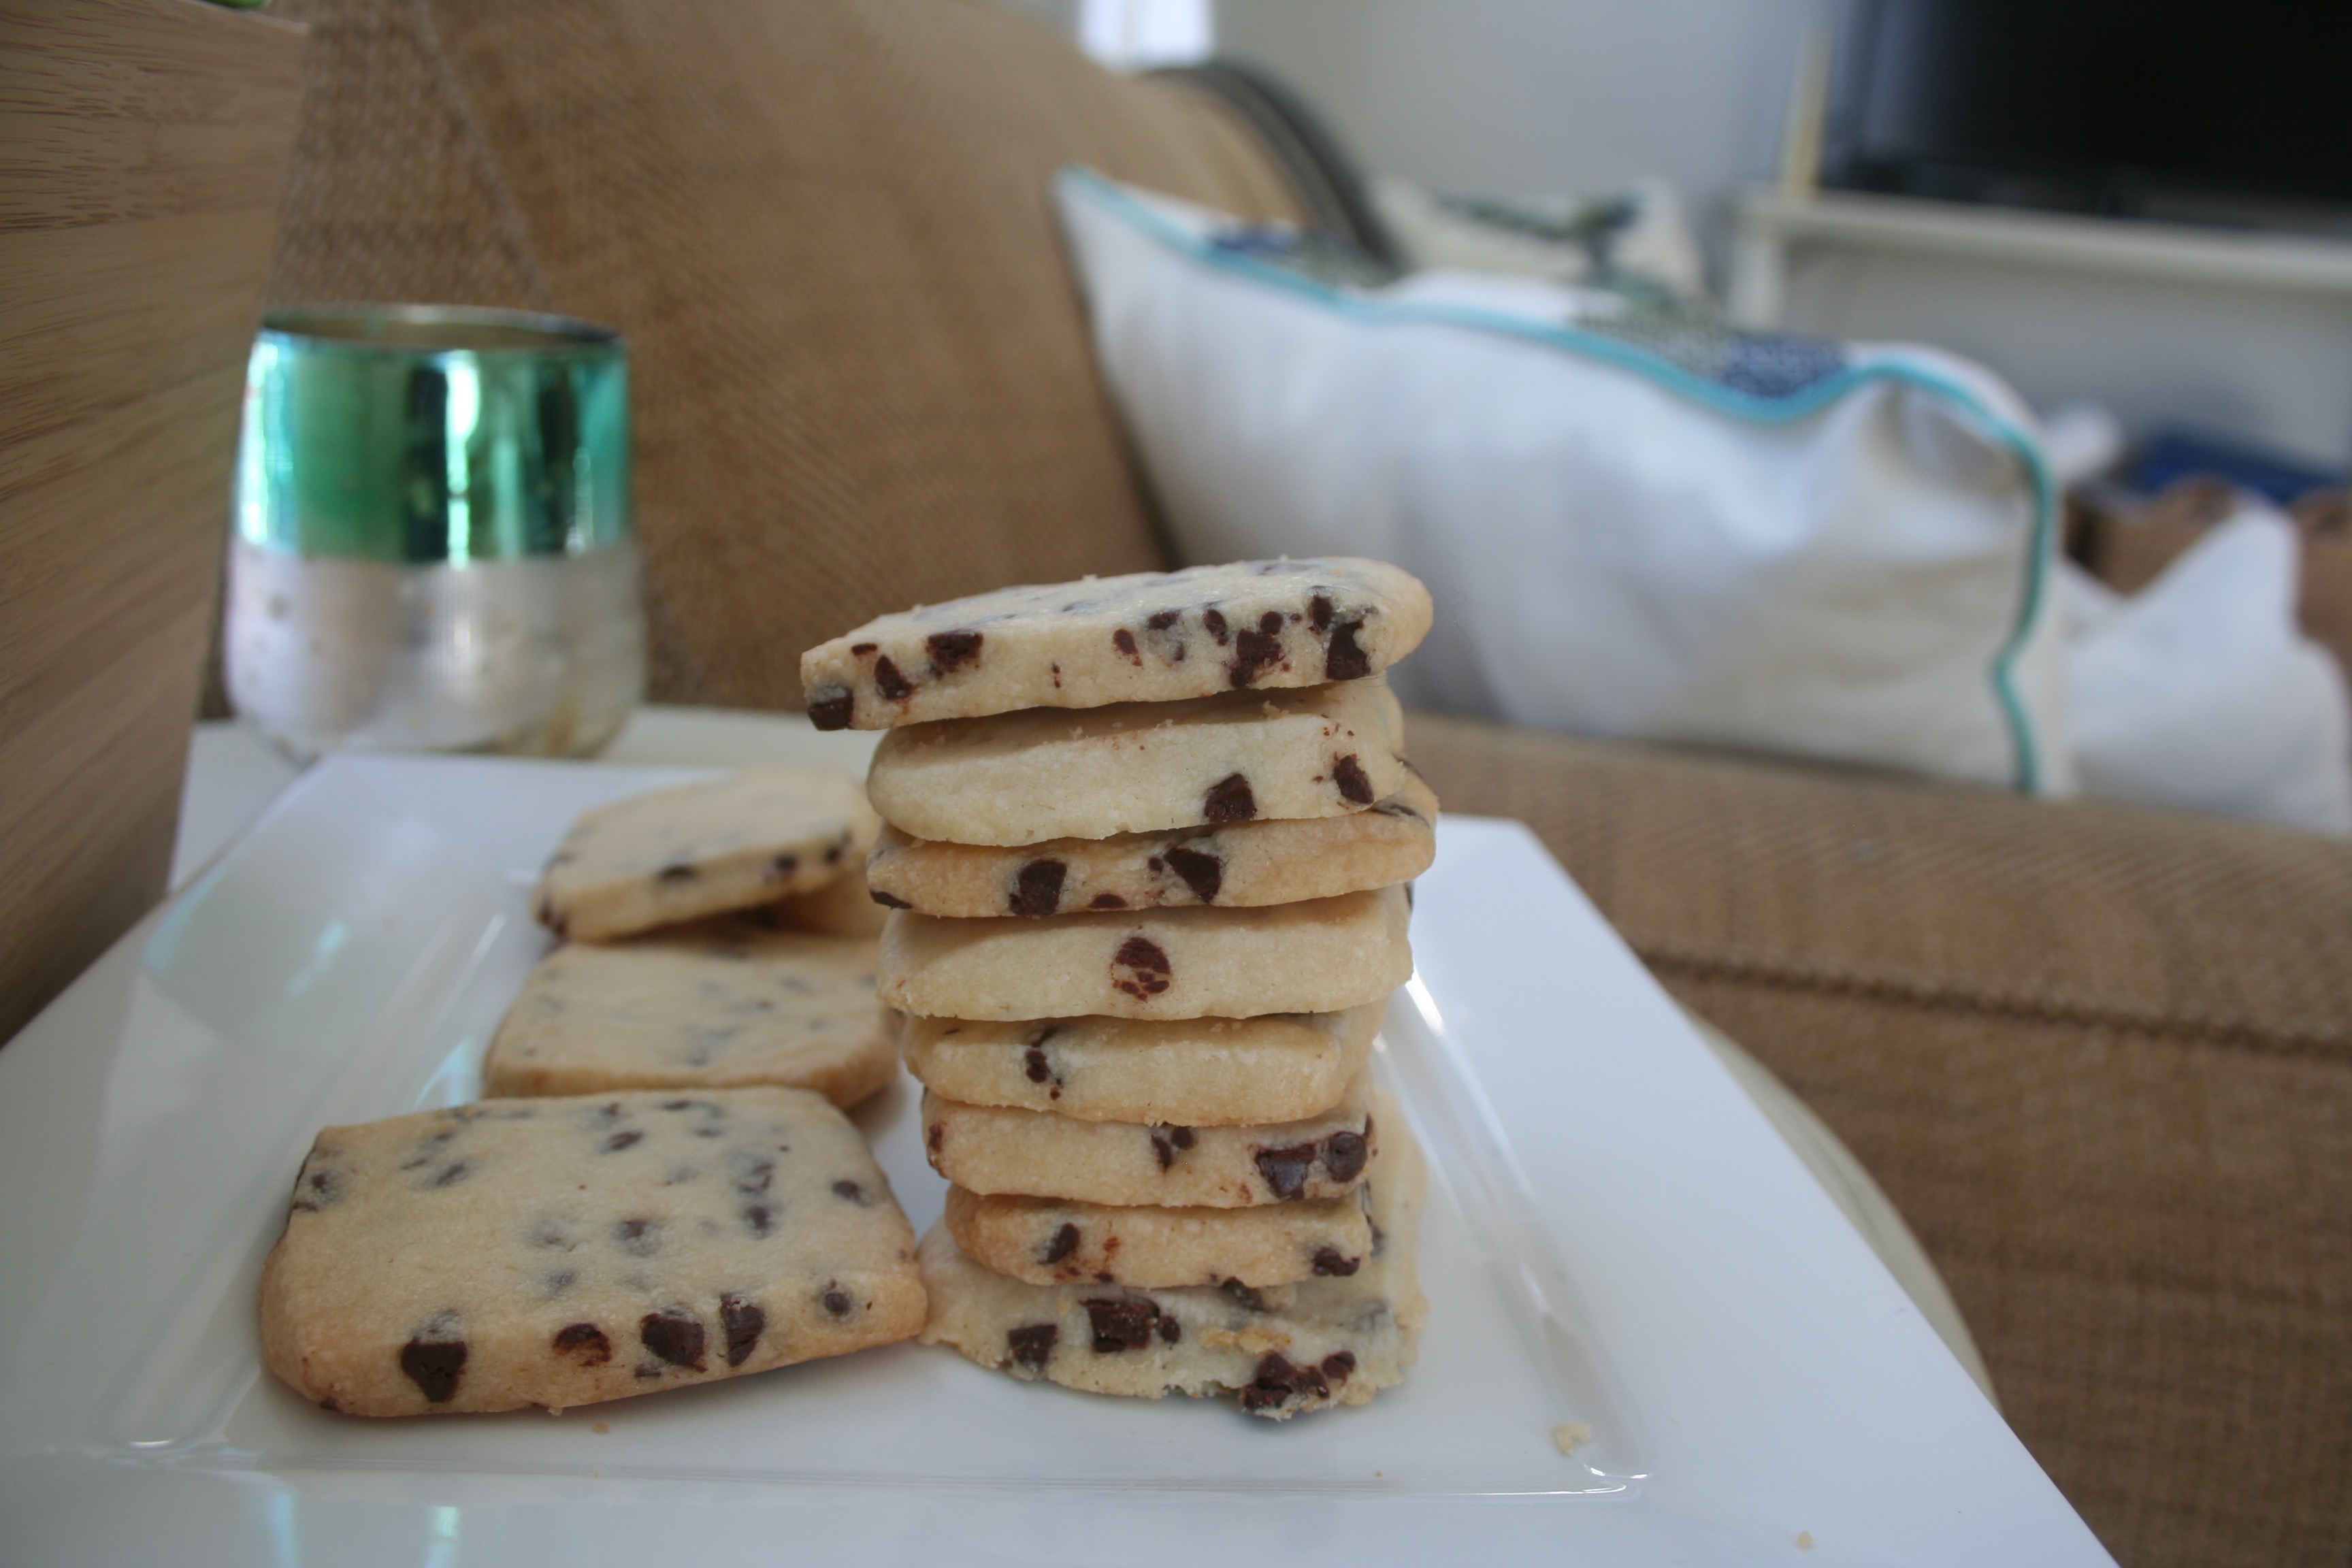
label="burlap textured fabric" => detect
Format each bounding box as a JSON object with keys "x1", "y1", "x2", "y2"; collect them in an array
[
  {"x1": 263, "y1": 0, "x2": 1299, "y2": 705},
  {"x1": 1409, "y1": 710, "x2": 2352, "y2": 1568}
]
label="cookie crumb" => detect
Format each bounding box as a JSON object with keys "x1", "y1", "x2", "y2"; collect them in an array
[
  {"x1": 1796, "y1": 1531, "x2": 1814, "y2": 1549},
  {"x1": 593, "y1": 1420, "x2": 611, "y2": 1435},
  {"x1": 1551, "y1": 1421, "x2": 1592, "y2": 1454}
]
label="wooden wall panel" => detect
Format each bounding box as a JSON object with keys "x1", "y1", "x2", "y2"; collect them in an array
[{"x1": 0, "y1": 0, "x2": 306, "y2": 1045}]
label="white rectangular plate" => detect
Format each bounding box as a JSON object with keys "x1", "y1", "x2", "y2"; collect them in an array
[{"x1": 0, "y1": 754, "x2": 2108, "y2": 1566}]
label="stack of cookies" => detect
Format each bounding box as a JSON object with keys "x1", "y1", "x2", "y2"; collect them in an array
[
  {"x1": 802, "y1": 558, "x2": 1439, "y2": 1418},
  {"x1": 257, "y1": 767, "x2": 926, "y2": 1418}
]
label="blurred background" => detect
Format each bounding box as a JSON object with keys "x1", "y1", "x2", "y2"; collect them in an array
[{"x1": 1017, "y1": 0, "x2": 2352, "y2": 510}]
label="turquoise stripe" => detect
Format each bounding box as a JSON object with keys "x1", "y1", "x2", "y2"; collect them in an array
[{"x1": 1062, "y1": 165, "x2": 2056, "y2": 793}]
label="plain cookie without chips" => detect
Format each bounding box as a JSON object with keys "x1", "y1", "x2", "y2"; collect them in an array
[
  {"x1": 801, "y1": 557, "x2": 1431, "y2": 730},
  {"x1": 898, "y1": 1004, "x2": 1379, "y2": 1125},
  {"x1": 481, "y1": 920, "x2": 895, "y2": 1107},
  {"x1": 536, "y1": 767, "x2": 879, "y2": 942},
  {"x1": 867, "y1": 772, "x2": 1437, "y2": 917},
  {"x1": 879, "y1": 886, "x2": 1411, "y2": 1022},
  {"x1": 258, "y1": 1089, "x2": 924, "y2": 1417},
  {"x1": 920, "y1": 1071, "x2": 1377, "y2": 1207},
  {"x1": 864, "y1": 679, "x2": 1405, "y2": 847},
  {"x1": 918, "y1": 1097, "x2": 1426, "y2": 1419},
  {"x1": 943, "y1": 1181, "x2": 1374, "y2": 1289}
]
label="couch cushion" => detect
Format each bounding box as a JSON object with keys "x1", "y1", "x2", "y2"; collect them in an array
[
  {"x1": 1409, "y1": 709, "x2": 2352, "y2": 1568},
  {"x1": 265, "y1": 0, "x2": 1306, "y2": 708},
  {"x1": 1409, "y1": 713, "x2": 2350, "y2": 1054}
]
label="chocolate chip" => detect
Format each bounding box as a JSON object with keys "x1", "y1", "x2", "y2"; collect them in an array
[
  {"x1": 1254, "y1": 1143, "x2": 1316, "y2": 1200},
  {"x1": 614, "y1": 1218, "x2": 662, "y2": 1255},
  {"x1": 825, "y1": 840, "x2": 845, "y2": 864},
  {"x1": 431, "y1": 1161, "x2": 472, "y2": 1188},
  {"x1": 732, "y1": 1154, "x2": 774, "y2": 1194},
  {"x1": 742, "y1": 1203, "x2": 776, "y2": 1237},
  {"x1": 821, "y1": 1286, "x2": 853, "y2": 1318},
  {"x1": 656, "y1": 863, "x2": 697, "y2": 883},
  {"x1": 870, "y1": 889, "x2": 912, "y2": 909},
  {"x1": 298, "y1": 1168, "x2": 342, "y2": 1209},
  {"x1": 640, "y1": 1308, "x2": 706, "y2": 1371},
  {"x1": 553, "y1": 1322, "x2": 611, "y2": 1365},
  {"x1": 1332, "y1": 754, "x2": 1373, "y2": 804},
  {"x1": 1112, "y1": 627, "x2": 1141, "y2": 663},
  {"x1": 927, "y1": 1122, "x2": 945, "y2": 1154},
  {"x1": 602, "y1": 1130, "x2": 642, "y2": 1153},
  {"x1": 771, "y1": 852, "x2": 799, "y2": 878},
  {"x1": 1324, "y1": 619, "x2": 1369, "y2": 681},
  {"x1": 1203, "y1": 773, "x2": 1256, "y2": 822},
  {"x1": 1309, "y1": 594, "x2": 1333, "y2": 632},
  {"x1": 1239, "y1": 1352, "x2": 1328, "y2": 1412},
  {"x1": 1146, "y1": 609, "x2": 1181, "y2": 630},
  {"x1": 1024, "y1": 1046, "x2": 1053, "y2": 1083},
  {"x1": 1321, "y1": 1350, "x2": 1356, "y2": 1381},
  {"x1": 1203, "y1": 608, "x2": 1229, "y2": 644},
  {"x1": 399, "y1": 1334, "x2": 468, "y2": 1403},
  {"x1": 544, "y1": 1269, "x2": 577, "y2": 1296},
  {"x1": 1111, "y1": 935, "x2": 1173, "y2": 1000},
  {"x1": 1259, "y1": 611, "x2": 1283, "y2": 635},
  {"x1": 717, "y1": 1294, "x2": 765, "y2": 1366},
  {"x1": 1088, "y1": 893, "x2": 1126, "y2": 909},
  {"x1": 1322, "y1": 1128, "x2": 1369, "y2": 1183},
  {"x1": 1312, "y1": 1246, "x2": 1360, "y2": 1277},
  {"x1": 1084, "y1": 1297, "x2": 1161, "y2": 1352},
  {"x1": 1042, "y1": 1222, "x2": 1080, "y2": 1264},
  {"x1": 1229, "y1": 627, "x2": 1283, "y2": 687},
  {"x1": 832, "y1": 1178, "x2": 867, "y2": 1202},
  {"x1": 1221, "y1": 1279, "x2": 1271, "y2": 1311},
  {"x1": 1159, "y1": 1316, "x2": 1182, "y2": 1344},
  {"x1": 1009, "y1": 858, "x2": 1066, "y2": 918},
  {"x1": 1162, "y1": 845, "x2": 1222, "y2": 903},
  {"x1": 806, "y1": 687, "x2": 853, "y2": 730},
  {"x1": 1007, "y1": 1322, "x2": 1056, "y2": 1371},
  {"x1": 850, "y1": 642, "x2": 877, "y2": 655},
  {"x1": 927, "y1": 630, "x2": 983, "y2": 673},
  {"x1": 1149, "y1": 1125, "x2": 1194, "y2": 1169},
  {"x1": 872, "y1": 657, "x2": 913, "y2": 700}
]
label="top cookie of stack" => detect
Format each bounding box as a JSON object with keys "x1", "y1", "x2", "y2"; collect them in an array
[
  {"x1": 808, "y1": 557, "x2": 1437, "y2": 1420},
  {"x1": 800, "y1": 557, "x2": 1430, "y2": 730}
]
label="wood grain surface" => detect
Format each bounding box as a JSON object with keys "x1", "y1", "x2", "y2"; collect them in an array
[{"x1": 0, "y1": 0, "x2": 306, "y2": 1045}]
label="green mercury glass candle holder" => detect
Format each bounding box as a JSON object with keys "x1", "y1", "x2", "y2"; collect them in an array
[{"x1": 226, "y1": 306, "x2": 645, "y2": 760}]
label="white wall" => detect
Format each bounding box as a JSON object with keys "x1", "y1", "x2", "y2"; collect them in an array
[{"x1": 1215, "y1": 0, "x2": 1825, "y2": 278}]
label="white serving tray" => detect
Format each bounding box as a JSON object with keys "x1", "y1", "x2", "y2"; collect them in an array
[{"x1": 0, "y1": 753, "x2": 2111, "y2": 1566}]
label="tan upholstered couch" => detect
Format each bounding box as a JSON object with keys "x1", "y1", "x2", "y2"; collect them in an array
[{"x1": 244, "y1": 3, "x2": 2352, "y2": 1563}]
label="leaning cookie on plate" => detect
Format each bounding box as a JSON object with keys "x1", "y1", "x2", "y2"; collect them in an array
[
  {"x1": 534, "y1": 766, "x2": 880, "y2": 942},
  {"x1": 259, "y1": 1088, "x2": 924, "y2": 1416}
]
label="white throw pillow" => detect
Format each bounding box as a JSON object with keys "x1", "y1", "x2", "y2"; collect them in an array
[
  {"x1": 2066, "y1": 512, "x2": 2352, "y2": 836},
  {"x1": 1054, "y1": 168, "x2": 2074, "y2": 795}
]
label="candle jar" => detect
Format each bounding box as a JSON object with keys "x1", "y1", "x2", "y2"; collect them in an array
[{"x1": 226, "y1": 306, "x2": 644, "y2": 761}]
